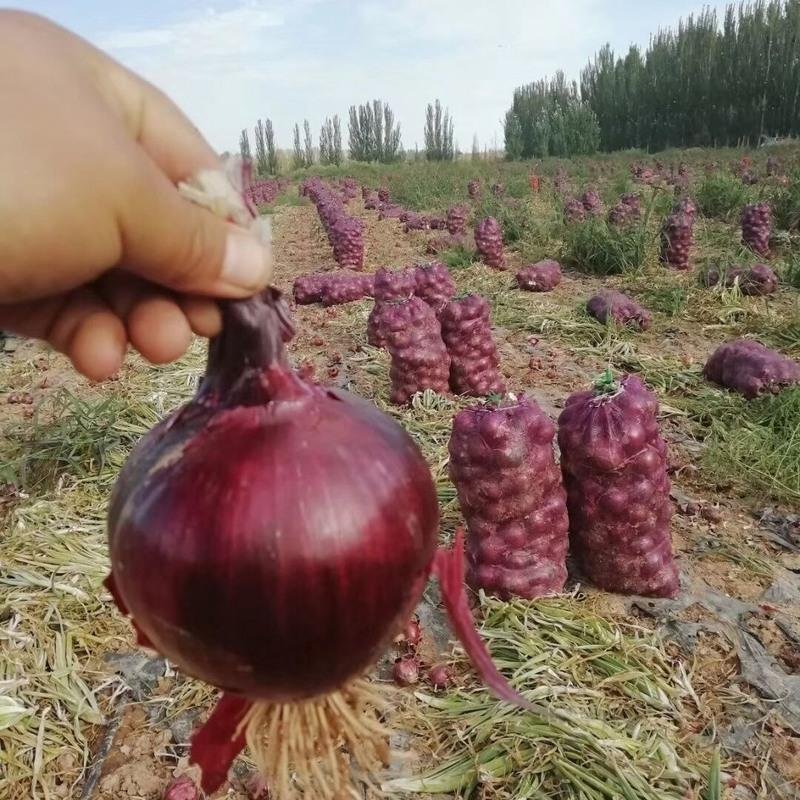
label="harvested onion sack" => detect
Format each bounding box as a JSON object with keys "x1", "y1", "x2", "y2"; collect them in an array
[
  {"x1": 439, "y1": 294, "x2": 506, "y2": 397},
  {"x1": 586, "y1": 290, "x2": 652, "y2": 331},
  {"x1": 516, "y1": 260, "x2": 562, "y2": 292},
  {"x1": 366, "y1": 267, "x2": 418, "y2": 348},
  {"x1": 384, "y1": 296, "x2": 451, "y2": 405},
  {"x1": 105, "y1": 167, "x2": 524, "y2": 799},
  {"x1": 448, "y1": 396, "x2": 569, "y2": 599},
  {"x1": 414, "y1": 261, "x2": 456, "y2": 313},
  {"x1": 557, "y1": 373, "x2": 680, "y2": 598},
  {"x1": 704, "y1": 339, "x2": 800, "y2": 398}
]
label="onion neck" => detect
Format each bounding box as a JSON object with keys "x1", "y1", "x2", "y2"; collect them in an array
[{"x1": 199, "y1": 288, "x2": 302, "y2": 406}]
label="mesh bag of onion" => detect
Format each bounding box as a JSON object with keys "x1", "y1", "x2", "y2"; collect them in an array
[
  {"x1": 366, "y1": 267, "x2": 418, "y2": 348},
  {"x1": 439, "y1": 294, "x2": 506, "y2": 397},
  {"x1": 557, "y1": 373, "x2": 680, "y2": 598},
  {"x1": 516, "y1": 260, "x2": 562, "y2": 292},
  {"x1": 448, "y1": 396, "x2": 569, "y2": 599},
  {"x1": 105, "y1": 164, "x2": 526, "y2": 800},
  {"x1": 383, "y1": 296, "x2": 451, "y2": 404},
  {"x1": 474, "y1": 217, "x2": 505, "y2": 269},
  {"x1": 586, "y1": 291, "x2": 652, "y2": 331},
  {"x1": 414, "y1": 261, "x2": 456, "y2": 313},
  {"x1": 704, "y1": 339, "x2": 800, "y2": 399}
]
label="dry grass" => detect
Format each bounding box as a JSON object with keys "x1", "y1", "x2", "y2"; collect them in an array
[
  {"x1": 387, "y1": 594, "x2": 714, "y2": 799},
  {"x1": 0, "y1": 344, "x2": 207, "y2": 799}
]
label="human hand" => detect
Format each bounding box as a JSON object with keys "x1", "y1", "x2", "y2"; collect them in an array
[{"x1": 0, "y1": 11, "x2": 273, "y2": 380}]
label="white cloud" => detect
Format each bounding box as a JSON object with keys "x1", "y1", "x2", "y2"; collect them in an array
[
  {"x1": 88, "y1": 0, "x2": 732, "y2": 155},
  {"x1": 98, "y1": 3, "x2": 286, "y2": 58},
  {"x1": 99, "y1": 28, "x2": 175, "y2": 50}
]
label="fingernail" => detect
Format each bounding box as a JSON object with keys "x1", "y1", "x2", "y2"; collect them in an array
[{"x1": 222, "y1": 231, "x2": 272, "y2": 291}]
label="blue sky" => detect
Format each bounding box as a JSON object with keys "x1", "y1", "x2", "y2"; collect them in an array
[{"x1": 13, "y1": 1, "x2": 731, "y2": 154}]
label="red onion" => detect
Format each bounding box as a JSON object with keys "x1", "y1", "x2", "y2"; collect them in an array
[
  {"x1": 703, "y1": 264, "x2": 778, "y2": 296},
  {"x1": 741, "y1": 203, "x2": 772, "y2": 256},
  {"x1": 446, "y1": 205, "x2": 469, "y2": 235},
  {"x1": 581, "y1": 189, "x2": 604, "y2": 217},
  {"x1": 660, "y1": 212, "x2": 694, "y2": 270},
  {"x1": 393, "y1": 656, "x2": 420, "y2": 686},
  {"x1": 563, "y1": 197, "x2": 586, "y2": 223},
  {"x1": 163, "y1": 776, "x2": 199, "y2": 800},
  {"x1": 516, "y1": 260, "x2": 562, "y2": 293},
  {"x1": 428, "y1": 664, "x2": 452, "y2": 690},
  {"x1": 448, "y1": 397, "x2": 569, "y2": 599},
  {"x1": 414, "y1": 261, "x2": 456, "y2": 313},
  {"x1": 107, "y1": 289, "x2": 441, "y2": 694},
  {"x1": 439, "y1": 295, "x2": 506, "y2": 397},
  {"x1": 474, "y1": 217, "x2": 505, "y2": 269},
  {"x1": 401, "y1": 617, "x2": 422, "y2": 649},
  {"x1": 106, "y1": 167, "x2": 528, "y2": 800}
]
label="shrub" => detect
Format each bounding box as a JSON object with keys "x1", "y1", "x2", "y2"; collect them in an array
[
  {"x1": 695, "y1": 173, "x2": 750, "y2": 221},
  {"x1": 561, "y1": 218, "x2": 649, "y2": 275},
  {"x1": 768, "y1": 171, "x2": 800, "y2": 232}
]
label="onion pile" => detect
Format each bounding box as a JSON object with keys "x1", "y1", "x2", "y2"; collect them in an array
[
  {"x1": 474, "y1": 217, "x2": 505, "y2": 269},
  {"x1": 105, "y1": 166, "x2": 522, "y2": 799}
]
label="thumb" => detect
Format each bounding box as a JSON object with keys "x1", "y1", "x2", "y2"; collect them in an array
[{"x1": 116, "y1": 149, "x2": 273, "y2": 298}]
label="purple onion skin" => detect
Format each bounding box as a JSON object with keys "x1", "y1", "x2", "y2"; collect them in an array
[
  {"x1": 557, "y1": 375, "x2": 679, "y2": 598},
  {"x1": 672, "y1": 196, "x2": 697, "y2": 223},
  {"x1": 563, "y1": 198, "x2": 586, "y2": 223},
  {"x1": 741, "y1": 203, "x2": 771, "y2": 256},
  {"x1": 164, "y1": 776, "x2": 199, "y2": 800},
  {"x1": 428, "y1": 664, "x2": 452, "y2": 690},
  {"x1": 368, "y1": 268, "x2": 420, "y2": 348},
  {"x1": 107, "y1": 291, "x2": 439, "y2": 702},
  {"x1": 742, "y1": 264, "x2": 778, "y2": 295},
  {"x1": 293, "y1": 272, "x2": 374, "y2": 307},
  {"x1": 393, "y1": 656, "x2": 420, "y2": 687},
  {"x1": 704, "y1": 339, "x2": 800, "y2": 399},
  {"x1": 516, "y1": 260, "x2": 562, "y2": 292},
  {"x1": 449, "y1": 397, "x2": 569, "y2": 599},
  {"x1": 581, "y1": 190, "x2": 603, "y2": 217},
  {"x1": 367, "y1": 303, "x2": 391, "y2": 348},
  {"x1": 293, "y1": 274, "x2": 328, "y2": 305},
  {"x1": 586, "y1": 291, "x2": 652, "y2": 331},
  {"x1": 446, "y1": 206, "x2": 469, "y2": 235}
]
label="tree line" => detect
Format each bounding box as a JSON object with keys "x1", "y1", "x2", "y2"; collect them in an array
[
  {"x1": 504, "y1": 72, "x2": 601, "y2": 160},
  {"x1": 239, "y1": 97, "x2": 458, "y2": 172},
  {"x1": 581, "y1": 0, "x2": 800, "y2": 151},
  {"x1": 505, "y1": 0, "x2": 800, "y2": 157}
]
